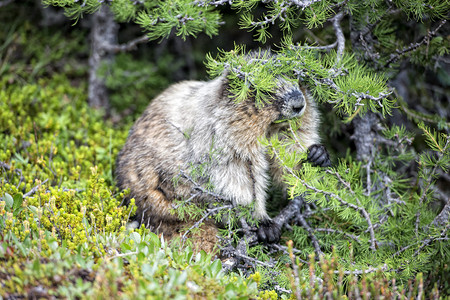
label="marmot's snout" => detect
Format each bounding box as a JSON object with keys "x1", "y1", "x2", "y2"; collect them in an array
[{"x1": 279, "y1": 89, "x2": 306, "y2": 120}]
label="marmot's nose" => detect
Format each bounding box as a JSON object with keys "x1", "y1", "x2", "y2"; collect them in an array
[
  {"x1": 292, "y1": 102, "x2": 305, "y2": 114},
  {"x1": 287, "y1": 90, "x2": 305, "y2": 114}
]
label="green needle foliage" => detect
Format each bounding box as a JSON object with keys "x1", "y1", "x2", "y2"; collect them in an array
[{"x1": 205, "y1": 44, "x2": 394, "y2": 116}]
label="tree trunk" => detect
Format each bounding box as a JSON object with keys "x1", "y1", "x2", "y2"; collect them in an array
[
  {"x1": 88, "y1": 5, "x2": 118, "y2": 112},
  {"x1": 352, "y1": 112, "x2": 378, "y2": 161}
]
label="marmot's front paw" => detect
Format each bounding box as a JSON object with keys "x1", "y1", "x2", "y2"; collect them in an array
[
  {"x1": 256, "y1": 219, "x2": 281, "y2": 244},
  {"x1": 307, "y1": 144, "x2": 331, "y2": 167}
]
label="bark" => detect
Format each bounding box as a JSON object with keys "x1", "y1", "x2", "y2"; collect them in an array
[
  {"x1": 431, "y1": 201, "x2": 450, "y2": 228},
  {"x1": 352, "y1": 112, "x2": 378, "y2": 161},
  {"x1": 88, "y1": 5, "x2": 118, "y2": 112}
]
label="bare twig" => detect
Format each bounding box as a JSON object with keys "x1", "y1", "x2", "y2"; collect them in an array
[
  {"x1": 270, "y1": 244, "x2": 309, "y2": 264},
  {"x1": 393, "y1": 224, "x2": 449, "y2": 257},
  {"x1": 180, "y1": 171, "x2": 226, "y2": 200},
  {"x1": 181, "y1": 204, "x2": 232, "y2": 240},
  {"x1": 23, "y1": 179, "x2": 49, "y2": 198},
  {"x1": 102, "y1": 35, "x2": 149, "y2": 54},
  {"x1": 297, "y1": 211, "x2": 324, "y2": 257}
]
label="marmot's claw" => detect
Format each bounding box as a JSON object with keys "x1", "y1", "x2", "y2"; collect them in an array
[
  {"x1": 307, "y1": 144, "x2": 331, "y2": 167},
  {"x1": 256, "y1": 219, "x2": 281, "y2": 244}
]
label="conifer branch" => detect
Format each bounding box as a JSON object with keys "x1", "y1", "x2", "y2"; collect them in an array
[
  {"x1": 325, "y1": 169, "x2": 377, "y2": 250},
  {"x1": 194, "y1": 0, "x2": 231, "y2": 6},
  {"x1": 385, "y1": 19, "x2": 447, "y2": 67},
  {"x1": 273, "y1": 150, "x2": 377, "y2": 251},
  {"x1": 415, "y1": 137, "x2": 450, "y2": 234}
]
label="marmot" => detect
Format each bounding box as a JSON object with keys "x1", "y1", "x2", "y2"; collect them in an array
[{"x1": 116, "y1": 54, "x2": 330, "y2": 252}]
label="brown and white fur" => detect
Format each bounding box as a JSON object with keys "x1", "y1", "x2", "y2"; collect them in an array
[{"x1": 116, "y1": 61, "x2": 324, "y2": 252}]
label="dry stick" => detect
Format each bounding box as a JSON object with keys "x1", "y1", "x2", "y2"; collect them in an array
[
  {"x1": 23, "y1": 179, "x2": 49, "y2": 198},
  {"x1": 297, "y1": 211, "x2": 324, "y2": 257},
  {"x1": 102, "y1": 35, "x2": 149, "y2": 54}
]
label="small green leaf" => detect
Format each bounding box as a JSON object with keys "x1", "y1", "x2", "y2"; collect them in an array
[
  {"x1": 3, "y1": 193, "x2": 13, "y2": 210},
  {"x1": 12, "y1": 194, "x2": 23, "y2": 212}
]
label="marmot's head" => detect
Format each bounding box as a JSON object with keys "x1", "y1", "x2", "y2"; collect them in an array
[{"x1": 223, "y1": 50, "x2": 310, "y2": 126}]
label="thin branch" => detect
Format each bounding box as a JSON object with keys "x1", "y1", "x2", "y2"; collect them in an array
[
  {"x1": 194, "y1": 0, "x2": 232, "y2": 7},
  {"x1": 180, "y1": 170, "x2": 226, "y2": 200},
  {"x1": 23, "y1": 179, "x2": 49, "y2": 198},
  {"x1": 301, "y1": 41, "x2": 337, "y2": 51},
  {"x1": 181, "y1": 205, "x2": 232, "y2": 240},
  {"x1": 315, "y1": 228, "x2": 361, "y2": 243},
  {"x1": 102, "y1": 35, "x2": 149, "y2": 54},
  {"x1": 270, "y1": 244, "x2": 309, "y2": 264},
  {"x1": 393, "y1": 224, "x2": 449, "y2": 257},
  {"x1": 330, "y1": 11, "x2": 345, "y2": 62},
  {"x1": 297, "y1": 211, "x2": 324, "y2": 257},
  {"x1": 334, "y1": 264, "x2": 390, "y2": 275},
  {"x1": 385, "y1": 19, "x2": 447, "y2": 67}
]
